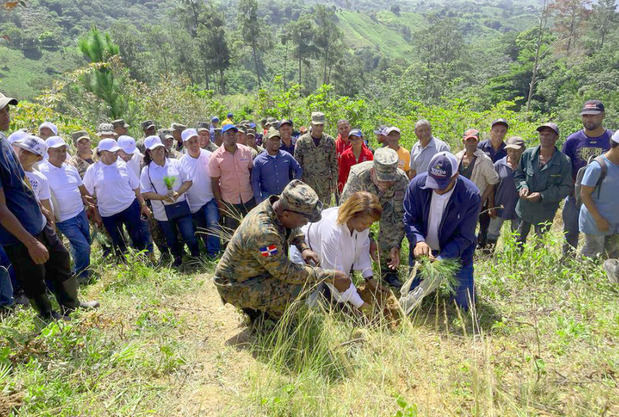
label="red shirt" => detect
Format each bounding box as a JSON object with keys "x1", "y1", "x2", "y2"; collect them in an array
[
  {"x1": 338, "y1": 145, "x2": 374, "y2": 192},
  {"x1": 335, "y1": 134, "x2": 351, "y2": 159}
]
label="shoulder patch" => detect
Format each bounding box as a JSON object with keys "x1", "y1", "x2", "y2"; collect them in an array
[{"x1": 259, "y1": 245, "x2": 279, "y2": 257}]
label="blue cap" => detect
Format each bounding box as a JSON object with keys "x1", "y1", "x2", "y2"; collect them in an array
[
  {"x1": 348, "y1": 128, "x2": 363, "y2": 138},
  {"x1": 249, "y1": 122, "x2": 256, "y2": 128},
  {"x1": 422, "y1": 152, "x2": 459, "y2": 190},
  {"x1": 211, "y1": 116, "x2": 219, "y2": 122},
  {"x1": 227, "y1": 112, "x2": 233, "y2": 118},
  {"x1": 222, "y1": 124, "x2": 238, "y2": 133}
]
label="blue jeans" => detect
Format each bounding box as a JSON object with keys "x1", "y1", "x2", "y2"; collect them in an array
[
  {"x1": 101, "y1": 199, "x2": 151, "y2": 255},
  {"x1": 56, "y1": 210, "x2": 91, "y2": 278},
  {"x1": 0, "y1": 246, "x2": 14, "y2": 307},
  {"x1": 158, "y1": 214, "x2": 200, "y2": 260},
  {"x1": 192, "y1": 199, "x2": 221, "y2": 257},
  {"x1": 562, "y1": 195, "x2": 579, "y2": 254}
]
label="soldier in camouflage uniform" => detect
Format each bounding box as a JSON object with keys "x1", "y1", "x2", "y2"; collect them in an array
[
  {"x1": 159, "y1": 129, "x2": 182, "y2": 159},
  {"x1": 214, "y1": 180, "x2": 350, "y2": 320},
  {"x1": 294, "y1": 112, "x2": 338, "y2": 206},
  {"x1": 197, "y1": 122, "x2": 219, "y2": 152},
  {"x1": 341, "y1": 147, "x2": 408, "y2": 289},
  {"x1": 112, "y1": 119, "x2": 129, "y2": 137},
  {"x1": 136, "y1": 120, "x2": 157, "y2": 153},
  {"x1": 171, "y1": 123, "x2": 186, "y2": 152},
  {"x1": 68, "y1": 130, "x2": 94, "y2": 179},
  {"x1": 96, "y1": 122, "x2": 117, "y2": 140}
]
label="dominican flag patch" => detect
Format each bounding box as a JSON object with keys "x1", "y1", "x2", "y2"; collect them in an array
[{"x1": 259, "y1": 245, "x2": 279, "y2": 257}]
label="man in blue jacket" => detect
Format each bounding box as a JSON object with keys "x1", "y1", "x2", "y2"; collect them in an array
[{"x1": 403, "y1": 152, "x2": 481, "y2": 309}]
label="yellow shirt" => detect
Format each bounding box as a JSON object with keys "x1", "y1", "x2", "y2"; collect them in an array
[
  {"x1": 222, "y1": 118, "x2": 234, "y2": 127},
  {"x1": 396, "y1": 146, "x2": 411, "y2": 173}
]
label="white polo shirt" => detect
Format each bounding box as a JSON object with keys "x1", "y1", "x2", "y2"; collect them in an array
[
  {"x1": 179, "y1": 149, "x2": 214, "y2": 213},
  {"x1": 39, "y1": 161, "x2": 84, "y2": 222},
  {"x1": 83, "y1": 160, "x2": 139, "y2": 217}
]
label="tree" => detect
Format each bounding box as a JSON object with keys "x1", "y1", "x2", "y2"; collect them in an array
[
  {"x1": 238, "y1": 0, "x2": 271, "y2": 87},
  {"x1": 197, "y1": 10, "x2": 231, "y2": 94},
  {"x1": 285, "y1": 15, "x2": 318, "y2": 88},
  {"x1": 312, "y1": 5, "x2": 342, "y2": 85},
  {"x1": 589, "y1": 0, "x2": 617, "y2": 48},
  {"x1": 549, "y1": 0, "x2": 592, "y2": 55},
  {"x1": 527, "y1": 0, "x2": 550, "y2": 111},
  {"x1": 78, "y1": 27, "x2": 127, "y2": 118}
]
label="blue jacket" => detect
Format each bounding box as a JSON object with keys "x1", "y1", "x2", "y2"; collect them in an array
[{"x1": 403, "y1": 173, "x2": 481, "y2": 266}]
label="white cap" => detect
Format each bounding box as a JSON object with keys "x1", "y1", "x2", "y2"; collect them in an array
[
  {"x1": 181, "y1": 128, "x2": 198, "y2": 142},
  {"x1": 144, "y1": 135, "x2": 165, "y2": 150},
  {"x1": 612, "y1": 130, "x2": 619, "y2": 144},
  {"x1": 8, "y1": 129, "x2": 28, "y2": 144},
  {"x1": 384, "y1": 126, "x2": 401, "y2": 135},
  {"x1": 39, "y1": 121, "x2": 58, "y2": 135},
  {"x1": 117, "y1": 135, "x2": 137, "y2": 154},
  {"x1": 45, "y1": 136, "x2": 68, "y2": 149},
  {"x1": 97, "y1": 138, "x2": 121, "y2": 153},
  {"x1": 13, "y1": 135, "x2": 47, "y2": 157}
]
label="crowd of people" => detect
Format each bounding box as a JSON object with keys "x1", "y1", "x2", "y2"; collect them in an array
[{"x1": 0, "y1": 91, "x2": 617, "y2": 321}]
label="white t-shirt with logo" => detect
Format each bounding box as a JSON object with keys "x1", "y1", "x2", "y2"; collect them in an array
[
  {"x1": 426, "y1": 187, "x2": 455, "y2": 252},
  {"x1": 25, "y1": 170, "x2": 51, "y2": 202},
  {"x1": 140, "y1": 158, "x2": 189, "y2": 222},
  {"x1": 179, "y1": 149, "x2": 214, "y2": 213},
  {"x1": 39, "y1": 161, "x2": 84, "y2": 222},
  {"x1": 83, "y1": 160, "x2": 139, "y2": 217}
]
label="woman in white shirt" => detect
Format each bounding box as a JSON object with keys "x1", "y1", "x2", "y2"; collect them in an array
[
  {"x1": 40, "y1": 136, "x2": 95, "y2": 279},
  {"x1": 83, "y1": 139, "x2": 152, "y2": 256},
  {"x1": 140, "y1": 136, "x2": 200, "y2": 267},
  {"x1": 291, "y1": 191, "x2": 382, "y2": 311}
]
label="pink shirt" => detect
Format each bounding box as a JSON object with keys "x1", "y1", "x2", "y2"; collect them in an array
[{"x1": 208, "y1": 144, "x2": 254, "y2": 204}]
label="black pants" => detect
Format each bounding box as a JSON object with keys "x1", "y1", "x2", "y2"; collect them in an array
[
  {"x1": 223, "y1": 198, "x2": 256, "y2": 234},
  {"x1": 478, "y1": 207, "x2": 491, "y2": 247},
  {"x1": 3, "y1": 222, "x2": 72, "y2": 300}
]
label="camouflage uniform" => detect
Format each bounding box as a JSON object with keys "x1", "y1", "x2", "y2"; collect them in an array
[
  {"x1": 136, "y1": 120, "x2": 157, "y2": 153},
  {"x1": 341, "y1": 148, "x2": 408, "y2": 277},
  {"x1": 68, "y1": 155, "x2": 94, "y2": 179},
  {"x1": 214, "y1": 180, "x2": 336, "y2": 318},
  {"x1": 294, "y1": 113, "x2": 337, "y2": 206}
]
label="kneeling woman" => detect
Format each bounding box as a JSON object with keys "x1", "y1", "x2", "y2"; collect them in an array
[
  {"x1": 291, "y1": 191, "x2": 382, "y2": 310},
  {"x1": 140, "y1": 136, "x2": 200, "y2": 266},
  {"x1": 83, "y1": 139, "x2": 152, "y2": 256}
]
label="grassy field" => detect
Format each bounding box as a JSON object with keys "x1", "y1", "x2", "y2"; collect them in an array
[{"x1": 0, "y1": 224, "x2": 617, "y2": 416}]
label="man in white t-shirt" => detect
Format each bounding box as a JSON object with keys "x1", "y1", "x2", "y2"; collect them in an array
[
  {"x1": 117, "y1": 135, "x2": 144, "y2": 178},
  {"x1": 40, "y1": 136, "x2": 94, "y2": 280},
  {"x1": 179, "y1": 128, "x2": 220, "y2": 257},
  {"x1": 403, "y1": 152, "x2": 481, "y2": 311}
]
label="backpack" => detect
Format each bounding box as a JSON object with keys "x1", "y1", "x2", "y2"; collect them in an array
[{"x1": 574, "y1": 155, "x2": 607, "y2": 207}]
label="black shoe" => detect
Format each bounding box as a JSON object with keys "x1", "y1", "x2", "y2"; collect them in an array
[{"x1": 383, "y1": 272, "x2": 403, "y2": 290}]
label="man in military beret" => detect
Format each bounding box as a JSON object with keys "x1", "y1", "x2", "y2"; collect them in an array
[
  {"x1": 197, "y1": 122, "x2": 218, "y2": 152},
  {"x1": 294, "y1": 112, "x2": 338, "y2": 207},
  {"x1": 136, "y1": 120, "x2": 157, "y2": 153},
  {"x1": 171, "y1": 123, "x2": 187, "y2": 152},
  {"x1": 112, "y1": 119, "x2": 129, "y2": 137},
  {"x1": 214, "y1": 180, "x2": 351, "y2": 321},
  {"x1": 68, "y1": 130, "x2": 94, "y2": 179},
  {"x1": 341, "y1": 147, "x2": 408, "y2": 289},
  {"x1": 97, "y1": 123, "x2": 117, "y2": 140}
]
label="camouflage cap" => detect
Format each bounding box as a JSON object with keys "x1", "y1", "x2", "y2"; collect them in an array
[
  {"x1": 311, "y1": 112, "x2": 325, "y2": 125},
  {"x1": 373, "y1": 147, "x2": 399, "y2": 182},
  {"x1": 141, "y1": 120, "x2": 156, "y2": 131},
  {"x1": 159, "y1": 128, "x2": 174, "y2": 140},
  {"x1": 71, "y1": 130, "x2": 90, "y2": 143},
  {"x1": 112, "y1": 119, "x2": 129, "y2": 128},
  {"x1": 236, "y1": 125, "x2": 247, "y2": 134},
  {"x1": 97, "y1": 123, "x2": 115, "y2": 136},
  {"x1": 196, "y1": 122, "x2": 210, "y2": 131},
  {"x1": 267, "y1": 127, "x2": 281, "y2": 140},
  {"x1": 171, "y1": 123, "x2": 187, "y2": 131},
  {"x1": 280, "y1": 180, "x2": 323, "y2": 223},
  {"x1": 246, "y1": 128, "x2": 256, "y2": 137},
  {"x1": 266, "y1": 117, "x2": 278, "y2": 125}
]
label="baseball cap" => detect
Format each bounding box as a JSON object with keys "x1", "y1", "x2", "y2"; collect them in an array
[
  {"x1": 0, "y1": 92, "x2": 18, "y2": 109},
  {"x1": 144, "y1": 135, "x2": 165, "y2": 150},
  {"x1": 45, "y1": 136, "x2": 68, "y2": 149},
  {"x1": 211, "y1": 116, "x2": 219, "y2": 122},
  {"x1": 373, "y1": 125, "x2": 387, "y2": 136},
  {"x1": 267, "y1": 127, "x2": 280, "y2": 140},
  {"x1": 536, "y1": 122, "x2": 559, "y2": 136},
  {"x1": 423, "y1": 152, "x2": 459, "y2": 190},
  {"x1": 71, "y1": 130, "x2": 90, "y2": 144},
  {"x1": 39, "y1": 122, "x2": 58, "y2": 135},
  {"x1": 97, "y1": 123, "x2": 115, "y2": 136},
  {"x1": 463, "y1": 128, "x2": 480, "y2": 140},
  {"x1": 504, "y1": 136, "x2": 525, "y2": 151},
  {"x1": 373, "y1": 147, "x2": 400, "y2": 182},
  {"x1": 181, "y1": 128, "x2": 198, "y2": 142},
  {"x1": 227, "y1": 112, "x2": 234, "y2": 118},
  {"x1": 348, "y1": 128, "x2": 363, "y2": 138},
  {"x1": 112, "y1": 119, "x2": 129, "y2": 129},
  {"x1": 279, "y1": 118, "x2": 293, "y2": 127},
  {"x1": 141, "y1": 120, "x2": 156, "y2": 130},
  {"x1": 247, "y1": 128, "x2": 256, "y2": 137},
  {"x1": 611, "y1": 130, "x2": 618, "y2": 144},
  {"x1": 222, "y1": 124, "x2": 238, "y2": 134},
  {"x1": 196, "y1": 122, "x2": 209, "y2": 132},
  {"x1": 311, "y1": 112, "x2": 325, "y2": 125},
  {"x1": 14, "y1": 135, "x2": 47, "y2": 157},
  {"x1": 580, "y1": 100, "x2": 604, "y2": 115},
  {"x1": 171, "y1": 123, "x2": 187, "y2": 131},
  {"x1": 491, "y1": 118, "x2": 509, "y2": 129},
  {"x1": 7, "y1": 129, "x2": 28, "y2": 144},
  {"x1": 280, "y1": 179, "x2": 323, "y2": 223},
  {"x1": 97, "y1": 138, "x2": 121, "y2": 153},
  {"x1": 117, "y1": 135, "x2": 137, "y2": 154},
  {"x1": 384, "y1": 126, "x2": 401, "y2": 135},
  {"x1": 158, "y1": 128, "x2": 173, "y2": 140}
]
